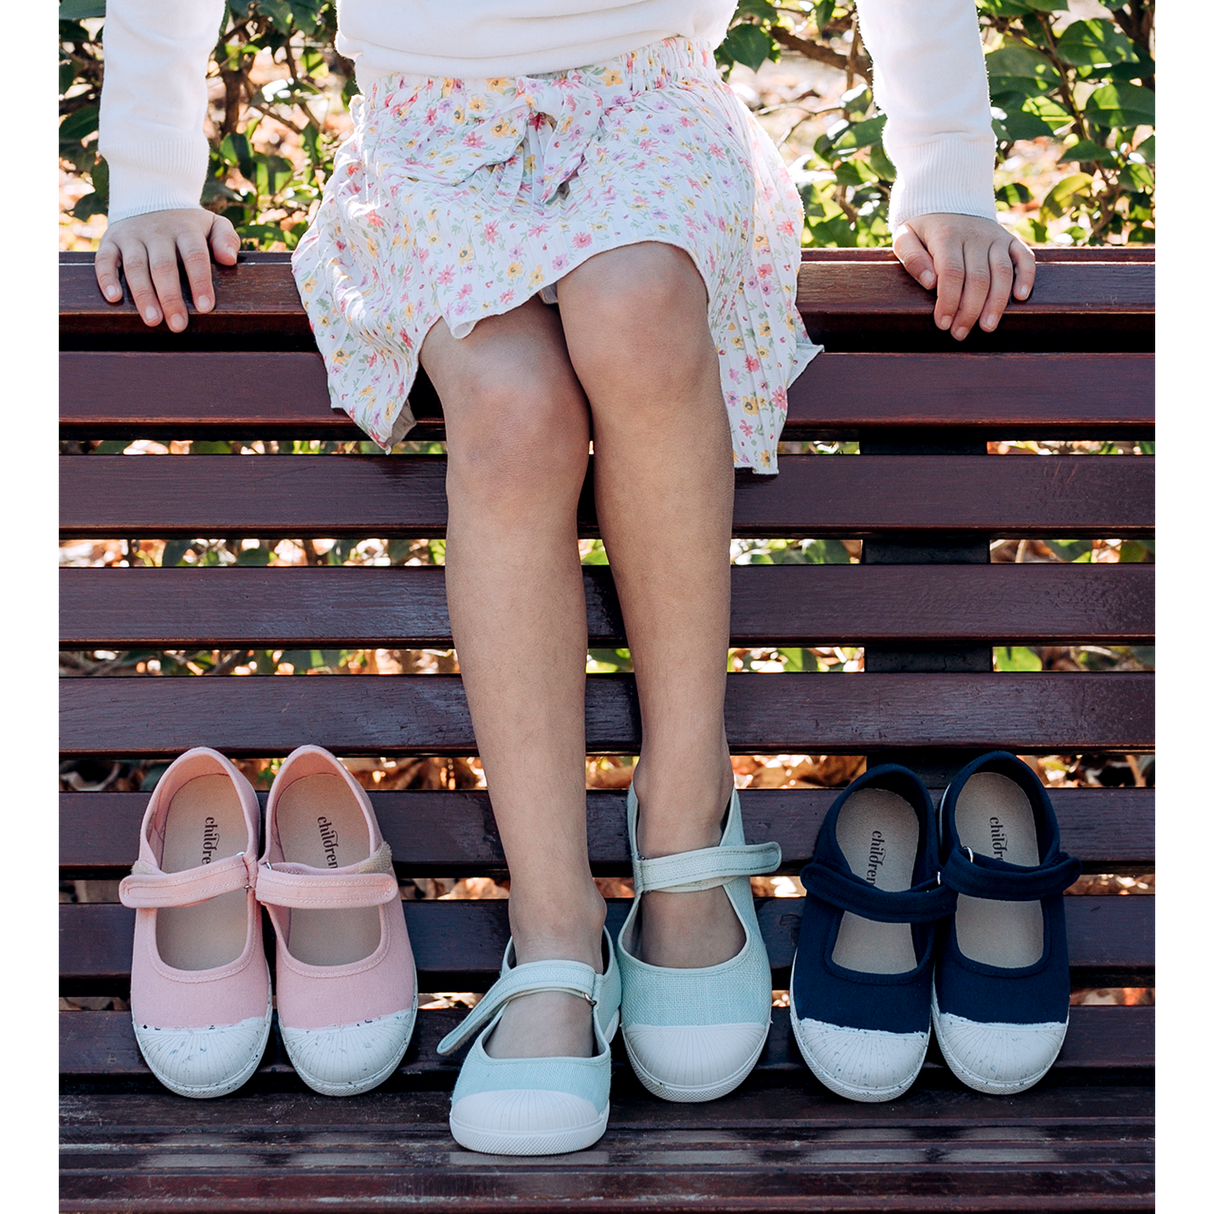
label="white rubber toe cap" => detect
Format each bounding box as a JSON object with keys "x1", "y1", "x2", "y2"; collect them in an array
[
  {"x1": 933, "y1": 1008, "x2": 1067, "y2": 1094},
  {"x1": 450, "y1": 1090, "x2": 607, "y2": 1156},
  {"x1": 281, "y1": 1007, "x2": 415, "y2": 1096},
  {"x1": 791, "y1": 1016, "x2": 927, "y2": 1102},
  {"x1": 134, "y1": 1012, "x2": 271, "y2": 1099},
  {"x1": 624, "y1": 1022, "x2": 768, "y2": 1102}
]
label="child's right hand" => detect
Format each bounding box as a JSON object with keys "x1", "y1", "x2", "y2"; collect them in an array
[{"x1": 94, "y1": 209, "x2": 241, "y2": 332}]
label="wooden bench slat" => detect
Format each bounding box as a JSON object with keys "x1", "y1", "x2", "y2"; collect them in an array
[
  {"x1": 59, "y1": 1004, "x2": 1153, "y2": 1079},
  {"x1": 59, "y1": 896, "x2": 1154, "y2": 988},
  {"x1": 59, "y1": 251, "x2": 1155, "y2": 356},
  {"x1": 59, "y1": 453, "x2": 1155, "y2": 539},
  {"x1": 59, "y1": 563, "x2": 1155, "y2": 649},
  {"x1": 59, "y1": 787, "x2": 1156, "y2": 875},
  {"x1": 58, "y1": 351, "x2": 1155, "y2": 440},
  {"x1": 59, "y1": 671, "x2": 1155, "y2": 758}
]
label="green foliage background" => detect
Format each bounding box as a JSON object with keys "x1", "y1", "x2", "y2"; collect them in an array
[{"x1": 61, "y1": 1, "x2": 1153, "y2": 249}]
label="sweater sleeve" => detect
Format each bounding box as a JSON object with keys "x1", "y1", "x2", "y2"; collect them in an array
[
  {"x1": 97, "y1": 0, "x2": 225, "y2": 223},
  {"x1": 853, "y1": 0, "x2": 998, "y2": 227}
]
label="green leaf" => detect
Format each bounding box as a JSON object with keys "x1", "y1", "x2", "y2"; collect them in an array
[
  {"x1": 236, "y1": 546, "x2": 272, "y2": 566},
  {"x1": 1022, "y1": 95, "x2": 1072, "y2": 129},
  {"x1": 1117, "y1": 540, "x2": 1154, "y2": 564},
  {"x1": 995, "y1": 182, "x2": 1034, "y2": 208},
  {"x1": 1119, "y1": 162, "x2": 1154, "y2": 191},
  {"x1": 868, "y1": 141, "x2": 896, "y2": 182},
  {"x1": 978, "y1": 0, "x2": 1032, "y2": 14},
  {"x1": 828, "y1": 115, "x2": 887, "y2": 153},
  {"x1": 779, "y1": 648, "x2": 820, "y2": 673},
  {"x1": 1059, "y1": 139, "x2": 1116, "y2": 165},
  {"x1": 720, "y1": 24, "x2": 776, "y2": 73},
  {"x1": 995, "y1": 646, "x2": 1043, "y2": 672},
  {"x1": 985, "y1": 44, "x2": 1061, "y2": 94},
  {"x1": 1022, "y1": 0, "x2": 1068, "y2": 9},
  {"x1": 59, "y1": 0, "x2": 106, "y2": 19},
  {"x1": 1085, "y1": 83, "x2": 1155, "y2": 128},
  {"x1": 161, "y1": 540, "x2": 194, "y2": 568},
  {"x1": 992, "y1": 107, "x2": 1054, "y2": 143},
  {"x1": 1045, "y1": 539, "x2": 1093, "y2": 562},
  {"x1": 1055, "y1": 19, "x2": 1138, "y2": 68},
  {"x1": 1038, "y1": 173, "x2": 1093, "y2": 220},
  {"x1": 840, "y1": 84, "x2": 872, "y2": 121},
  {"x1": 1133, "y1": 135, "x2": 1155, "y2": 163},
  {"x1": 813, "y1": 2, "x2": 838, "y2": 32},
  {"x1": 59, "y1": 104, "x2": 100, "y2": 145},
  {"x1": 733, "y1": 0, "x2": 779, "y2": 19},
  {"x1": 59, "y1": 60, "x2": 77, "y2": 97}
]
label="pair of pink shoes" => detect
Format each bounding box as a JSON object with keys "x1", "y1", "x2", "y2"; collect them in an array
[{"x1": 118, "y1": 746, "x2": 417, "y2": 1098}]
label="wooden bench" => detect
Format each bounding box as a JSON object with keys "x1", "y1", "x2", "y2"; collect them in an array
[{"x1": 59, "y1": 246, "x2": 1154, "y2": 1211}]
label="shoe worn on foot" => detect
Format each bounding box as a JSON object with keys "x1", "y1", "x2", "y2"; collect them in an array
[
  {"x1": 617, "y1": 786, "x2": 781, "y2": 1103},
  {"x1": 790, "y1": 765, "x2": 955, "y2": 1103},
  {"x1": 257, "y1": 745, "x2": 417, "y2": 1097},
  {"x1": 118, "y1": 748, "x2": 271, "y2": 1099},
  {"x1": 436, "y1": 932, "x2": 621, "y2": 1156},
  {"x1": 933, "y1": 751, "x2": 1081, "y2": 1095}
]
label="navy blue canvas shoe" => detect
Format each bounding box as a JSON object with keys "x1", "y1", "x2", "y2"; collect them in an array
[
  {"x1": 790, "y1": 766, "x2": 956, "y2": 1102},
  {"x1": 933, "y1": 752, "x2": 1082, "y2": 1094}
]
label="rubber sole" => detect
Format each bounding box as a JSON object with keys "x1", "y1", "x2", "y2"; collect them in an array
[
  {"x1": 138, "y1": 1004, "x2": 273, "y2": 1100},
  {"x1": 931, "y1": 991, "x2": 1065, "y2": 1095},
  {"x1": 788, "y1": 1002, "x2": 926, "y2": 1103},
  {"x1": 450, "y1": 1103, "x2": 609, "y2": 1156},
  {"x1": 623, "y1": 1021, "x2": 768, "y2": 1103},
  {"x1": 286, "y1": 999, "x2": 418, "y2": 1098}
]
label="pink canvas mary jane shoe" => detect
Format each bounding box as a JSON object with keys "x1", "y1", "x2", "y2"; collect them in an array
[
  {"x1": 118, "y1": 748, "x2": 271, "y2": 1099},
  {"x1": 257, "y1": 746, "x2": 418, "y2": 1096}
]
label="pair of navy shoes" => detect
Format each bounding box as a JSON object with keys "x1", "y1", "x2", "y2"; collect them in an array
[{"x1": 790, "y1": 752, "x2": 1081, "y2": 1102}]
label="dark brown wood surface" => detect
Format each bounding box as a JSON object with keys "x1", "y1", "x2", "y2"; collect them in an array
[
  {"x1": 59, "y1": 671, "x2": 1154, "y2": 758},
  {"x1": 59, "y1": 1081, "x2": 1154, "y2": 1212},
  {"x1": 59, "y1": 250, "x2": 1155, "y2": 355},
  {"x1": 60, "y1": 786, "x2": 1156, "y2": 876},
  {"x1": 59, "y1": 562, "x2": 1155, "y2": 649},
  {"x1": 59, "y1": 895, "x2": 1154, "y2": 990},
  {"x1": 59, "y1": 350, "x2": 1154, "y2": 441},
  {"x1": 59, "y1": 453, "x2": 1155, "y2": 539}
]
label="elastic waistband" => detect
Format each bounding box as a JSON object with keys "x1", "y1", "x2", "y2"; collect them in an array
[{"x1": 367, "y1": 36, "x2": 719, "y2": 112}]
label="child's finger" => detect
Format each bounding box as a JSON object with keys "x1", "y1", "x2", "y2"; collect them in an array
[
  {"x1": 94, "y1": 242, "x2": 124, "y2": 304},
  {"x1": 176, "y1": 232, "x2": 215, "y2": 314},
  {"x1": 208, "y1": 215, "x2": 241, "y2": 266},
  {"x1": 146, "y1": 238, "x2": 190, "y2": 332},
  {"x1": 948, "y1": 240, "x2": 991, "y2": 340},
  {"x1": 1010, "y1": 239, "x2": 1037, "y2": 301},
  {"x1": 931, "y1": 246, "x2": 966, "y2": 333},
  {"x1": 118, "y1": 242, "x2": 163, "y2": 327},
  {"x1": 979, "y1": 242, "x2": 1015, "y2": 333},
  {"x1": 892, "y1": 225, "x2": 936, "y2": 289}
]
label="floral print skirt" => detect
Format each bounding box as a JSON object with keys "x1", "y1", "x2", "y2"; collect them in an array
[{"x1": 291, "y1": 36, "x2": 820, "y2": 473}]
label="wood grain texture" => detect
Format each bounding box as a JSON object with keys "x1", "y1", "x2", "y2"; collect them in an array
[
  {"x1": 58, "y1": 562, "x2": 1155, "y2": 649},
  {"x1": 59, "y1": 787, "x2": 1156, "y2": 875},
  {"x1": 59, "y1": 453, "x2": 1155, "y2": 539},
  {"x1": 59, "y1": 895, "x2": 1153, "y2": 988},
  {"x1": 58, "y1": 350, "x2": 1154, "y2": 440},
  {"x1": 58, "y1": 1075, "x2": 1154, "y2": 1213},
  {"x1": 59, "y1": 250, "x2": 1155, "y2": 355},
  {"x1": 59, "y1": 671, "x2": 1154, "y2": 758}
]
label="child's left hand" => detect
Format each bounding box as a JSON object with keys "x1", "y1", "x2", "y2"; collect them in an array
[{"x1": 892, "y1": 214, "x2": 1036, "y2": 341}]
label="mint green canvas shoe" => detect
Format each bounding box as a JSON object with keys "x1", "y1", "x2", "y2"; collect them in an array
[
  {"x1": 617, "y1": 786, "x2": 781, "y2": 1102},
  {"x1": 435, "y1": 931, "x2": 621, "y2": 1156}
]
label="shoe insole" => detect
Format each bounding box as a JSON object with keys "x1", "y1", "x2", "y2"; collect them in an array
[
  {"x1": 953, "y1": 772, "x2": 1043, "y2": 968},
  {"x1": 274, "y1": 774, "x2": 381, "y2": 967},
  {"x1": 157, "y1": 774, "x2": 249, "y2": 972},
  {"x1": 830, "y1": 789, "x2": 919, "y2": 975}
]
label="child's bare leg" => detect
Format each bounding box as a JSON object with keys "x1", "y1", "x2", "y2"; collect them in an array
[
  {"x1": 557, "y1": 243, "x2": 742, "y2": 969},
  {"x1": 420, "y1": 299, "x2": 603, "y2": 1058}
]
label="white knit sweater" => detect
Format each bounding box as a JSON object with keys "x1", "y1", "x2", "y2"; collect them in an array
[{"x1": 97, "y1": 0, "x2": 997, "y2": 228}]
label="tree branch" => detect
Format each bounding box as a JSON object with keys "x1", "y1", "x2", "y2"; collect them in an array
[{"x1": 769, "y1": 26, "x2": 871, "y2": 84}]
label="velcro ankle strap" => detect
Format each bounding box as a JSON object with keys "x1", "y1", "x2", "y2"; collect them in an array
[
  {"x1": 941, "y1": 850, "x2": 1081, "y2": 902},
  {"x1": 635, "y1": 840, "x2": 782, "y2": 894},
  {"x1": 436, "y1": 959, "x2": 598, "y2": 1056},
  {"x1": 119, "y1": 852, "x2": 256, "y2": 908},
  {"x1": 254, "y1": 863, "x2": 400, "y2": 909},
  {"x1": 803, "y1": 862, "x2": 957, "y2": 923}
]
